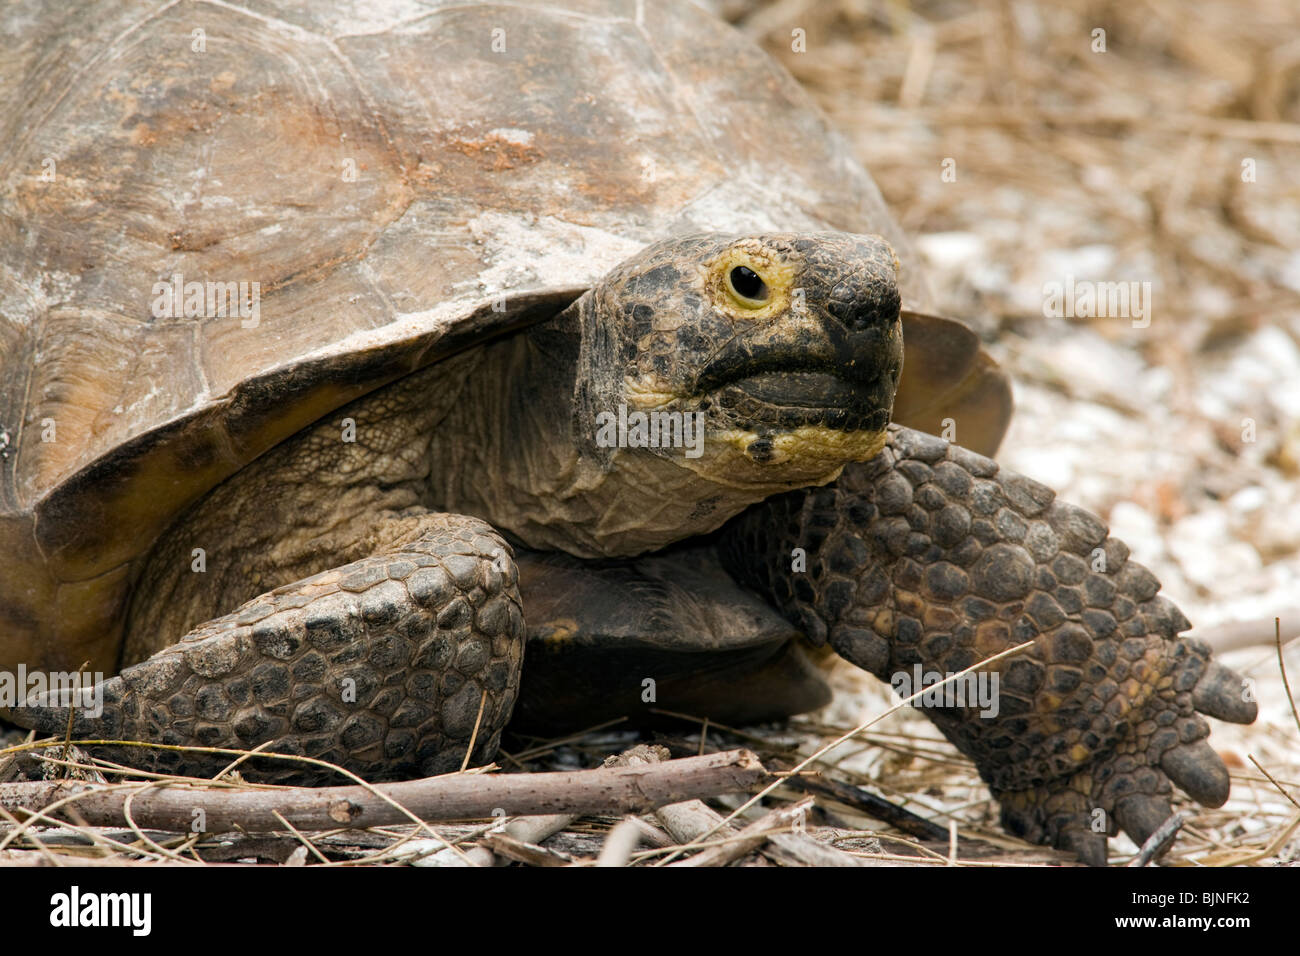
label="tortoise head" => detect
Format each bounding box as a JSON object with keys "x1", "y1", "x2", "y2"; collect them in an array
[
  {"x1": 432, "y1": 232, "x2": 905, "y2": 558},
  {"x1": 574, "y1": 232, "x2": 903, "y2": 486}
]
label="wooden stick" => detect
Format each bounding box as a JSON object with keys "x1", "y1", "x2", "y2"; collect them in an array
[
  {"x1": 451, "y1": 813, "x2": 576, "y2": 868},
  {"x1": 672, "y1": 798, "x2": 815, "y2": 867},
  {"x1": 594, "y1": 818, "x2": 645, "y2": 867},
  {"x1": 656, "y1": 798, "x2": 728, "y2": 845},
  {"x1": 788, "y1": 775, "x2": 950, "y2": 842},
  {"x1": 1126, "y1": 810, "x2": 1191, "y2": 867},
  {"x1": 629, "y1": 816, "x2": 675, "y2": 848},
  {"x1": 616, "y1": 745, "x2": 867, "y2": 867},
  {"x1": 481, "y1": 832, "x2": 572, "y2": 867},
  {"x1": 604, "y1": 745, "x2": 738, "y2": 849},
  {"x1": 502, "y1": 813, "x2": 576, "y2": 846},
  {"x1": 0, "y1": 749, "x2": 767, "y2": 833},
  {"x1": 765, "y1": 829, "x2": 874, "y2": 867}
]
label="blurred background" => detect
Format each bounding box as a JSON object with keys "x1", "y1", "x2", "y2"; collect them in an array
[{"x1": 713, "y1": 0, "x2": 1300, "y2": 642}]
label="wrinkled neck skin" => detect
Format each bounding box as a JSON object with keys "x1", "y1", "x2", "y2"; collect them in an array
[{"x1": 427, "y1": 294, "x2": 883, "y2": 559}]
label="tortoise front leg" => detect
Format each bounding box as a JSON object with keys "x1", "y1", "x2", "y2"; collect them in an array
[
  {"x1": 10, "y1": 512, "x2": 524, "y2": 784},
  {"x1": 722, "y1": 424, "x2": 1257, "y2": 865}
]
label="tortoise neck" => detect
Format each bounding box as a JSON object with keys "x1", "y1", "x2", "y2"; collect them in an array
[{"x1": 426, "y1": 295, "x2": 849, "y2": 560}]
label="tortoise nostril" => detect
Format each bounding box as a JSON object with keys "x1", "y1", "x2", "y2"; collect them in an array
[{"x1": 828, "y1": 294, "x2": 900, "y2": 332}]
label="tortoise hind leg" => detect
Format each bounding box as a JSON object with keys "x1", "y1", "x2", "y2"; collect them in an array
[
  {"x1": 9, "y1": 511, "x2": 524, "y2": 784},
  {"x1": 722, "y1": 424, "x2": 1257, "y2": 865}
]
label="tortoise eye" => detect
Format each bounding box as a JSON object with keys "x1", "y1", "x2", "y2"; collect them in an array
[{"x1": 727, "y1": 265, "x2": 768, "y2": 306}]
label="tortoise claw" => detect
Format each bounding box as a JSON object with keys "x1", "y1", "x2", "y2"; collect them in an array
[
  {"x1": 1160, "y1": 740, "x2": 1231, "y2": 807},
  {"x1": 1192, "y1": 660, "x2": 1258, "y2": 724},
  {"x1": 7, "y1": 680, "x2": 121, "y2": 739},
  {"x1": 1115, "y1": 794, "x2": 1174, "y2": 848},
  {"x1": 1059, "y1": 827, "x2": 1109, "y2": 868}
]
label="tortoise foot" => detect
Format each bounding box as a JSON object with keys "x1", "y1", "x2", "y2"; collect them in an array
[
  {"x1": 723, "y1": 424, "x2": 1257, "y2": 865},
  {"x1": 996, "y1": 636, "x2": 1247, "y2": 865},
  {"x1": 10, "y1": 513, "x2": 524, "y2": 784}
]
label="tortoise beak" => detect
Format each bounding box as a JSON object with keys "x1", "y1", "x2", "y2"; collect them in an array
[{"x1": 695, "y1": 311, "x2": 902, "y2": 432}]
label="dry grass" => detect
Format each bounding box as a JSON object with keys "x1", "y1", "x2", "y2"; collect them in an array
[{"x1": 2, "y1": 629, "x2": 1295, "y2": 866}]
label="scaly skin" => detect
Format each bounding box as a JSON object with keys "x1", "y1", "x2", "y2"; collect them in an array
[
  {"x1": 721, "y1": 424, "x2": 1257, "y2": 865},
  {"x1": 19, "y1": 512, "x2": 523, "y2": 784}
]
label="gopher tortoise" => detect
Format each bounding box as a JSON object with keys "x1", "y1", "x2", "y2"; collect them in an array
[{"x1": 0, "y1": 0, "x2": 1255, "y2": 864}]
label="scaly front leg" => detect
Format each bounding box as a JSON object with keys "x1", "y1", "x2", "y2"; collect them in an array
[
  {"x1": 722, "y1": 424, "x2": 1257, "y2": 865},
  {"x1": 8, "y1": 511, "x2": 524, "y2": 785}
]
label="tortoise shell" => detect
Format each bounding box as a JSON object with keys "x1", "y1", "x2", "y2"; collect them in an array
[{"x1": 0, "y1": 0, "x2": 1008, "y2": 672}]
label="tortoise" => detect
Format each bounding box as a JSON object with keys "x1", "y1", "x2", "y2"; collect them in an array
[{"x1": 0, "y1": 0, "x2": 1255, "y2": 864}]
